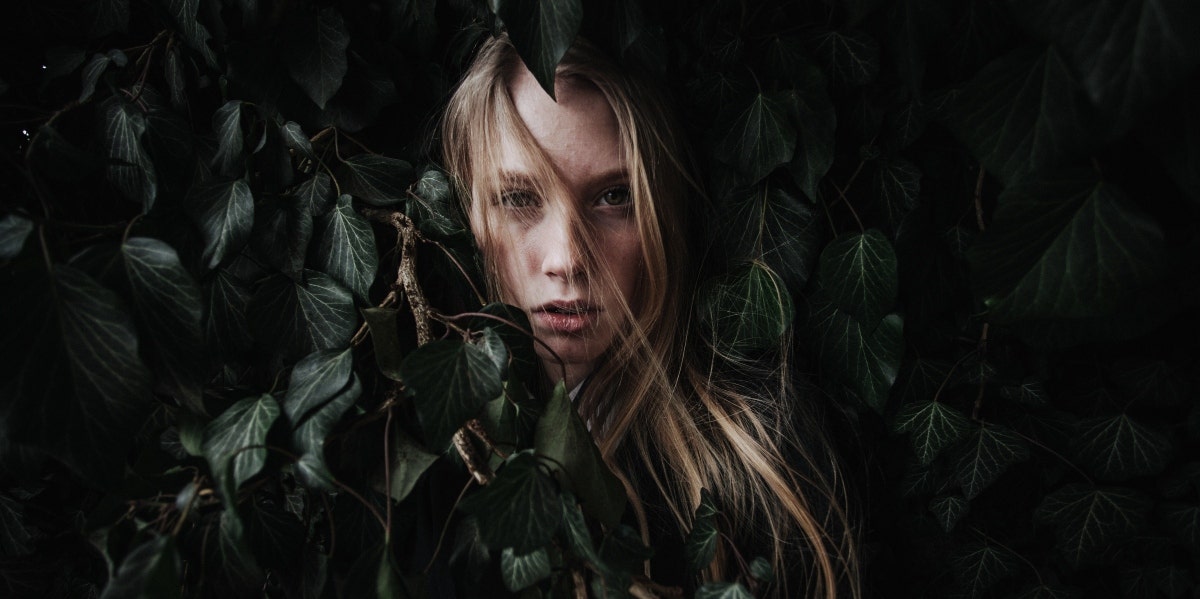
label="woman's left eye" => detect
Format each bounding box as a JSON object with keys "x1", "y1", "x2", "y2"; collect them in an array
[{"x1": 596, "y1": 186, "x2": 632, "y2": 207}]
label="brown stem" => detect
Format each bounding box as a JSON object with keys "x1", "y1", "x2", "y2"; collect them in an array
[
  {"x1": 466, "y1": 418, "x2": 509, "y2": 460},
  {"x1": 453, "y1": 428, "x2": 494, "y2": 485},
  {"x1": 974, "y1": 167, "x2": 987, "y2": 232}
]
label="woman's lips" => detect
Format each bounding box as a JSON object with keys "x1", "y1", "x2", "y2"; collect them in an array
[{"x1": 532, "y1": 302, "x2": 599, "y2": 334}]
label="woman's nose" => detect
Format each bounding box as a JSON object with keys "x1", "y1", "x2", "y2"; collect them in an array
[{"x1": 538, "y1": 207, "x2": 583, "y2": 282}]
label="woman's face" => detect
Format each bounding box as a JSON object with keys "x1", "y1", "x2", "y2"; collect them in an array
[{"x1": 477, "y1": 67, "x2": 642, "y2": 388}]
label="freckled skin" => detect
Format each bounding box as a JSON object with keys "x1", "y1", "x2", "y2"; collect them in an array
[{"x1": 489, "y1": 67, "x2": 642, "y2": 389}]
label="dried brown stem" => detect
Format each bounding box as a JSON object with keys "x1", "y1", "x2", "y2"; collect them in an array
[{"x1": 453, "y1": 428, "x2": 494, "y2": 485}]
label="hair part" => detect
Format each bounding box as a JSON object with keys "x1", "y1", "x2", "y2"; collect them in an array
[{"x1": 441, "y1": 34, "x2": 860, "y2": 599}]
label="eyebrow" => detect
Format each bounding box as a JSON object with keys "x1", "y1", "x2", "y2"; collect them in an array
[{"x1": 495, "y1": 168, "x2": 630, "y2": 189}]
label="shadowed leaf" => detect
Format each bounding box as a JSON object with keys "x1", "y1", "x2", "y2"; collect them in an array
[
  {"x1": 248, "y1": 271, "x2": 356, "y2": 364},
  {"x1": 804, "y1": 293, "x2": 904, "y2": 412},
  {"x1": 293, "y1": 374, "x2": 360, "y2": 489},
  {"x1": 338, "y1": 154, "x2": 413, "y2": 206},
  {"x1": 807, "y1": 29, "x2": 879, "y2": 87},
  {"x1": 313, "y1": 194, "x2": 377, "y2": 300},
  {"x1": 100, "y1": 97, "x2": 157, "y2": 211},
  {"x1": 283, "y1": 348, "x2": 353, "y2": 424},
  {"x1": 211, "y1": 100, "x2": 244, "y2": 176},
  {"x1": 157, "y1": 0, "x2": 217, "y2": 67},
  {"x1": 1035, "y1": 484, "x2": 1150, "y2": 565},
  {"x1": 500, "y1": 547, "x2": 551, "y2": 592},
  {"x1": 388, "y1": 428, "x2": 438, "y2": 502},
  {"x1": 535, "y1": 383, "x2": 625, "y2": 526},
  {"x1": 460, "y1": 451, "x2": 561, "y2": 554},
  {"x1": 696, "y1": 582, "x2": 754, "y2": 599},
  {"x1": 283, "y1": 8, "x2": 349, "y2": 109},
  {"x1": 497, "y1": 0, "x2": 584, "y2": 99},
  {"x1": 717, "y1": 184, "x2": 823, "y2": 293},
  {"x1": 929, "y1": 495, "x2": 969, "y2": 532},
  {"x1": 0, "y1": 215, "x2": 34, "y2": 260},
  {"x1": 203, "y1": 394, "x2": 280, "y2": 499},
  {"x1": 701, "y1": 262, "x2": 793, "y2": 357},
  {"x1": 401, "y1": 339, "x2": 503, "y2": 450},
  {"x1": 189, "y1": 178, "x2": 254, "y2": 270},
  {"x1": 1073, "y1": 414, "x2": 1172, "y2": 481},
  {"x1": 894, "y1": 400, "x2": 969, "y2": 464},
  {"x1": 684, "y1": 489, "x2": 719, "y2": 574},
  {"x1": 99, "y1": 534, "x2": 180, "y2": 599},
  {"x1": 818, "y1": 229, "x2": 898, "y2": 324},
  {"x1": 950, "y1": 543, "x2": 1019, "y2": 597},
  {"x1": 954, "y1": 422, "x2": 1030, "y2": 499},
  {"x1": 716, "y1": 92, "x2": 797, "y2": 183}
]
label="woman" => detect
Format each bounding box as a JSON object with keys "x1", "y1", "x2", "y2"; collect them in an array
[{"x1": 440, "y1": 35, "x2": 860, "y2": 598}]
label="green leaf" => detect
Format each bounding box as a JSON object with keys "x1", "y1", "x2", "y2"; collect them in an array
[
  {"x1": 388, "y1": 428, "x2": 438, "y2": 502},
  {"x1": 600, "y1": 524, "x2": 654, "y2": 573},
  {"x1": 929, "y1": 495, "x2": 969, "y2": 532},
  {"x1": 716, "y1": 92, "x2": 797, "y2": 183},
  {"x1": 293, "y1": 374, "x2": 360, "y2": 489},
  {"x1": 684, "y1": 489, "x2": 719, "y2": 574},
  {"x1": 558, "y1": 492, "x2": 602, "y2": 566},
  {"x1": 362, "y1": 307, "x2": 405, "y2": 380},
  {"x1": 695, "y1": 582, "x2": 754, "y2": 599},
  {"x1": 1007, "y1": 0, "x2": 1200, "y2": 130},
  {"x1": 1072, "y1": 414, "x2": 1172, "y2": 481},
  {"x1": 716, "y1": 184, "x2": 823, "y2": 293},
  {"x1": 203, "y1": 394, "x2": 280, "y2": 499},
  {"x1": 999, "y1": 380, "x2": 1049, "y2": 407},
  {"x1": 781, "y1": 68, "x2": 837, "y2": 200},
  {"x1": 470, "y1": 303, "x2": 537, "y2": 383},
  {"x1": 157, "y1": 0, "x2": 217, "y2": 66},
  {"x1": 80, "y1": 50, "x2": 126, "y2": 103},
  {"x1": 968, "y1": 171, "x2": 1168, "y2": 323},
  {"x1": 534, "y1": 382, "x2": 625, "y2": 526},
  {"x1": 407, "y1": 168, "x2": 465, "y2": 239},
  {"x1": 497, "y1": 0, "x2": 584, "y2": 99},
  {"x1": 338, "y1": 154, "x2": 414, "y2": 206},
  {"x1": 210, "y1": 100, "x2": 244, "y2": 176},
  {"x1": 1162, "y1": 503, "x2": 1200, "y2": 547},
  {"x1": 1035, "y1": 484, "x2": 1150, "y2": 565},
  {"x1": 99, "y1": 534, "x2": 180, "y2": 599},
  {"x1": 749, "y1": 556, "x2": 772, "y2": 582},
  {"x1": 1012, "y1": 584, "x2": 1080, "y2": 599},
  {"x1": 0, "y1": 493, "x2": 33, "y2": 556},
  {"x1": 1111, "y1": 358, "x2": 1187, "y2": 407},
  {"x1": 401, "y1": 339, "x2": 503, "y2": 450},
  {"x1": 90, "y1": 0, "x2": 130, "y2": 37},
  {"x1": 281, "y1": 121, "x2": 313, "y2": 158},
  {"x1": 2, "y1": 267, "x2": 151, "y2": 484},
  {"x1": 873, "y1": 158, "x2": 921, "y2": 228},
  {"x1": 250, "y1": 195, "x2": 313, "y2": 277},
  {"x1": 807, "y1": 29, "x2": 879, "y2": 87},
  {"x1": 893, "y1": 400, "x2": 969, "y2": 465},
  {"x1": 100, "y1": 96, "x2": 157, "y2": 211},
  {"x1": 803, "y1": 295, "x2": 904, "y2": 412},
  {"x1": 295, "y1": 172, "x2": 335, "y2": 216},
  {"x1": 701, "y1": 261, "x2": 793, "y2": 357},
  {"x1": 283, "y1": 348, "x2": 353, "y2": 424},
  {"x1": 248, "y1": 271, "x2": 357, "y2": 364},
  {"x1": 313, "y1": 194, "x2": 377, "y2": 300},
  {"x1": 942, "y1": 46, "x2": 1090, "y2": 185},
  {"x1": 188, "y1": 178, "x2": 254, "y2": 270},
  {"x1": 500, "y1": 547, "x2": 551, "y2": 592},
  {"x1": 953, "y1": 422, "x2": 1030, "y2": 499},
  {"x1": 121, "y1": 237, "x2": 205, "y2": 408},
  {"x1": 204, "y1": 268, "x2": 252, "y2": 358},
  {"x1": 818, "y1": 229, "x2": 898, "y2": 324},
  {"x1": 460, "y1": 451, "x2": 562, "y2": 554},
  {"x1": 0, "y1": 214, "x2": 34, "y2": 260},
  {"x1": 949, "y1": 543, "x2": 1019, "y2": 597},
  {"x1": 164, "y1": 47, "x2": 185, "y2": 110},
  {"x1": 283, "y1": 8, "x2": 349, "y2": 109}
]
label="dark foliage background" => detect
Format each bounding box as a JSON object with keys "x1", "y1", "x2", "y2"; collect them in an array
[{"x1": 1, "y1": 0, "x2": 1198, "y2": 597}]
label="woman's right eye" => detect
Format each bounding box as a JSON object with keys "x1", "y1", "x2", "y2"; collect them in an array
[{"x1": 499, "y1": 190, "x2": 539, "y2": 208}]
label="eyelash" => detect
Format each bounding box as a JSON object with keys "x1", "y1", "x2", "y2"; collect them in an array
[
  {"x1": 595, "y1": 186, "x2": 632, "y2": 208},
  {"x1": 493, "y1": 185, "x2": 632, "y2": 210}
]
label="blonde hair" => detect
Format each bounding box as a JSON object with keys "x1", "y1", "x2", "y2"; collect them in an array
[{"x1": 441, "y1": 35, "x2": 860, "y2": 599}]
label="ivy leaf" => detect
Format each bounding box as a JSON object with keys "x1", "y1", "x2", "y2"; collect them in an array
[
  {"x1": 248, "y1": 271, "x2": 356, "y2": 364},
  {"x1": 295, "y1": 172, "x2": 335, "y2": 217},
  {"x1": 818, "y1": 229, "x2": 898, "y2": 324},
  {"x1": 1111, "y1": 358, "x2": 1187, "y2": 407},
  {"x1": 250, "y1": 195, "x2": 312, "y2": 277},
  {"x1": 999, "y1": 380, "x2": 1050, "y2": 407},
  {"x1": 873, "y1": 158, "x2": 921, "y2": 228},
  {"x1": 717, "y1": 183, "x2": 824, "y2": 294},
  {"x1": 282, "y1": 348, "x2": 353, "y2": 425},
  {"x1": 293, "y1": 374, "x2": 360, "y2": 489},
  {"x1": 204, "y1": 268, "x2": 253, "y2": 359},
  {"x1": 400, "y1": 339, "x2": 503, "y2": 450},
  {"x1": 100, "y1": 96, "x2": 157, "y2": 211},
  {"x1": 781, "y1": 67, "x2": 837, "y2": 200},
  {"x1": 281, "y1": 121, "x2": 313, "y2": 158},
  {"x1": 342, "y1": 541, "x2": 402, "y2": 599},
  {"x1": 0, "y1": 214, "x2": 34, "y2": 260},
  {"x1": 954, "y1": 422, "x2": 1031, "y2": 499},
  {"x1": 715, "y1": 92, "x2": 797, "y2": 184},
  {"x1": 1162, "y1": 503, "x2": 1200, "y2": 547},
  {"x1": 1, "y1": 267, "x2": 151, "y2": 485},
  {"x1": 803, "y1": 294, "x2": 904, "y2": 412},
  {"x1": 893, "y1": 400, "x2": 970, "y2": 465},
  {"x1": 535, "y1": 383, "x2": 626, "y2": 526},
  {"x1": 0, "y1": 493, "x2": 33, "y2": 557},
  {"x1": 695, "y1": 582, "x2": 754, "y2": 599},
  {"x1": 89, "y1": 0, "x2": 130, "y2": 37},
  {"x1": 362, "y1": 307, "x2": 405, "y2": 381},
  {"x1": 313, "y1": 194, "x2": 377, "y2": 300},
  {"x1": 500, "y1": 547, "x2": 551, "y2": 592},
  {"x1": 338, "y1": 154, "x2": 414, "y2": 206},
  {"x1": 121, "y1": 237, "x2": 205, "y2": 408},
  {"x1": 950, "y1": 543, "x2": 1019, "y2": 597},
  {"x1": 210, "y1": 100, "x2": 244, "y2": 177},
  {"x1": 929, "y1": 495, "x2": 969, "y2": 532},
  {"x1": 388, "y1": 428, "x2": 438, "y2": 502},
  {"x1": 157, "y1": 0, "x2": 217, "y2": 67},
  {"x1": 1012, "y1": 584, "x2": 1081, "y2": 599},
  {"x1": 942, "y1": 46, "x2": 1090, "y2": 185},
  {"x1": 80, "y1": 50, "x2": 126, "y2": 103},
  {"x1": 98, "y1": 534, "x2": 180, "y2": 599},
  {"x1": 700, "y1": 261, "x2": 793, "y2": 357},
  {"x1": 188, "y1": 178, "x2": 254, "y2": 270},
  {"x1": 164, "y1": 47, "x2": 185, "y2": 111},
  {"x1": 1072, "y1": 414, "x2": 1172, "y2": 481},
  {"x1": 806, "y1": 29, "x2": 880, "y2": 87},
  {"x1": 558, "y1": 492, "x2": 602, "y2": 566},
  {"x1": 684, "y1": 489, "x2": 719, "y2": 574},
  {"x1": 282, "y1": 8, "x2": 349, "y2": 109},
  {"x1": 1035, "y1": 484, "x2": 1151, "y2": 565},
  {"x1": 496, "y1": 0, "x2": 584, "y2": 99},
  {"x1": 600, "y1": 524, "x2": 654, "y2": 573},
  {"x1": 407, "y1": 168, "x2": 465, "y2": 239},
  {"x1": 203, "y1": 394, "x2": 280, "y2": 500},
  {"x1": 1007, "y1": 0, "x2": 1200, "y2": 131},
  {"x1": 460, "y1": 451, "x2": 562, "y2": 554},
  {"x1": 968, "y1": 171, "x2": 1168, "y2": 323}
]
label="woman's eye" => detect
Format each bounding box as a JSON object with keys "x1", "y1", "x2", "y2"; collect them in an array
[
  {"x1": 596, "y1": 186, "x2": 632, "y2": 207},
  {"x1": 499, "y1": 190, "x2": 539, "y2": 208}
]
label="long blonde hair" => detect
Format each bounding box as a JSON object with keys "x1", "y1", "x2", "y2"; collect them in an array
[{"x1": 441, "y1": 35, "x2": 860, "y2": 599}]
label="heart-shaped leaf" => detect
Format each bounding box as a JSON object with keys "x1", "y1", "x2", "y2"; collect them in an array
[
  {"x1": 497, "y1": 0, "x2": 584, "y2": 99},
  {"x1": 400, "y1": 339, "x2": 503, "y2": 450},
  {"x1": 282, "y1": 8, "x2": 349, "y2": 109},
  {"x1": 460, "y1": 450, "x2": 562, "y2": 554},
  {"x1": 312, "y1": 194, "x2": 377, "y2": 300},
  {"x1": 818, "y1": 229, "x2": 898, "y2": 325},
  {"x1": 189, "y1": 178, "x2": 254, "y2": 270}
]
